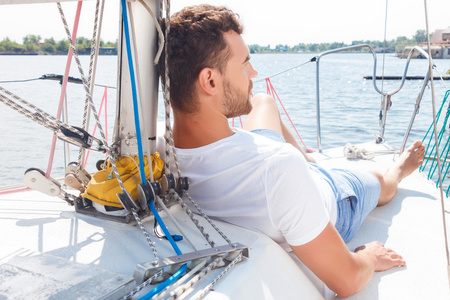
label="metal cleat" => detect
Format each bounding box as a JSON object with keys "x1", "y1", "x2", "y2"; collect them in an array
[{"x1": 133, "y1": 243, "x2": 248, "y2": 284}]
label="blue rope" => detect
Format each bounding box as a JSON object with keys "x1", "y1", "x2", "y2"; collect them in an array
[
  {"x1": 121, "y1": 0, "x2": 146, "y2": 181},
  {"x1": 139, "y1": 264, "x2": 188, "y2": 300},
  {"x1": 120, "y1": 2, "x2": 187, "y2": 298}
]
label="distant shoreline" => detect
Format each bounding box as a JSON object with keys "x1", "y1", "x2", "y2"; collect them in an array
[{"x1": 0, "y1": 52, "x2": 117, "y2": 56}]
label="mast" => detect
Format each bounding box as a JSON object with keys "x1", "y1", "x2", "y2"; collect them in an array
[{"x1": 114, "y1": 0, "x2": 159, "y2": 157}]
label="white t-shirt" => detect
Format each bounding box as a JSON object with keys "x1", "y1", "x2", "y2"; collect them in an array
[{"x1": 158, "y1": 128, "x2": 335, "y2": 248}]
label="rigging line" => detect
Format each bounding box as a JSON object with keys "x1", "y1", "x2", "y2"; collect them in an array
[
  {"x1": 424, "y1": 0, "x2": 450, "y2": 282},
  {"x1": 266, "y1": 78, "x2": 311, "y2": 152},
  {"x1": 155, "y1": 195, "x2": 198, "y2": 251},
  {"x1": 160, "y1": 260, "x2": 207, "y2": 299},
  {"x1": 121, "y1": 0, "x2": 184, "y2": 274},
  {"x1": 0, "y1": 86, "x2": 83, "y2": 137},
  {"x1": 253, "y1": 58, "x2": 313, "y2": 83},
  {"x1": 137, "y1": 0, "x2": 165, "y2": 65},
  {"x1": 170, "y1": 256, "x2": 224, "y2": 300},
  {"x1": 121, "y1": 0, "x2": 146, "y2": 181},
  {"x1": 433, "y1": 68, "x2": 450, "y2": 90},
  {"x1": 83, "y1": 86, "x2": 108, "y2": 168},
  {"x1": 121, "y1": 1, "x2": 162, "y2": 254},
  {"x1": 0, "y1": 78, "x2": 41, "y2": 83},
  {"x1": 46, "y1": 0, "x2": 83, "y2": 178},
  {"x1": 0, "y1": 75, "x2": 117, "y2": 89},
  {"x1": 58, "y1": 2, "x2": 126, "y2": 197},
  {"x1": 139, "y1": 265, "x2": 188, "y2": 300},
  {"x1": 122, "y1": 269, "x2": 164, "y2": 300},
  {"x1": 79, "y1": 0, "x2": 105, "y2": 172},
  {"x1": 191, "y1": 254, "x2": 243, "y2": 300},
  {"x1": 58, "y1": 3, "x2": 107, "y2": 145},
  {"x1": 160, "y1": 0, "x2": 182, "y2": 180}
]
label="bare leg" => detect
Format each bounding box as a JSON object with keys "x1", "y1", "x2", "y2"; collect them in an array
[
  {"x1": 371, "y1": 140, "x2": 425, "y2": 206},
  {"x1": 244, "y1": 94, "x2": 283, "y2": 135},
  {"x1": 244, "y1": 94, "x2": 315, "y2": 162}
]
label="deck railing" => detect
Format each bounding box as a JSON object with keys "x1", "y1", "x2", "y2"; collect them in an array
[{"x1": 314, "y1": 44, "x2": 431, "y2": 152}]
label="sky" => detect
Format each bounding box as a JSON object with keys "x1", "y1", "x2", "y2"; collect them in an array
[{"x1": 0, "y1": 0, "x2": 449, "y2": 46}]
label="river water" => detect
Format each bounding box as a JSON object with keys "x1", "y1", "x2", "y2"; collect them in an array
[{"x1": 0, "y1": 53, "x2": 449, "y2": 186}]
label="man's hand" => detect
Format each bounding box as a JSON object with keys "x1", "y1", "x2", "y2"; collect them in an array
[{"x1": 355, "y1": 241, "x2": 406, "y2": 272}]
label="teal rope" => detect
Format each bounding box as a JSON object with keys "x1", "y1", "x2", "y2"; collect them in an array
[
  {"x1": 420, "y1": 91, "x2": 448, "y2": 172},
  {"x1": 421, "y1": 90, "x2": 450, "y2": 192}
]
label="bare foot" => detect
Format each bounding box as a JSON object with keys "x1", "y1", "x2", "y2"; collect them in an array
[{"x1": 388, "y1": 140, "x2": 425, "y2": 182}]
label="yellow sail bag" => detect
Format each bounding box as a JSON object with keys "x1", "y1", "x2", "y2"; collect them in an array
[{"x1": 81, "y1": 153, "x2": 165, "y2": 208}]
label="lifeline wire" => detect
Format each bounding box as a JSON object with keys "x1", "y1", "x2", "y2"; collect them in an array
[
  {"x1": 0, "y1": 76, "x2": 117, "y2": 89},
  {"x1": 253, "y1": 58, "x2": 313, "y2": 83}
]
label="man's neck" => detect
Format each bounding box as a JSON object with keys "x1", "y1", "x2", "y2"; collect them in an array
[{"x1": 172, "y1": 109, "x2": 234, "y2": 149}]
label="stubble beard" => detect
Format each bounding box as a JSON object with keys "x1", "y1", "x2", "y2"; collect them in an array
[{"x1": 223, "y1": 79, "x2": 253, "y2": 119}]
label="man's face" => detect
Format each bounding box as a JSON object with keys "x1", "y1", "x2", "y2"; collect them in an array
[{"x1": 221, "y1": 31, "x2": 258, "y2": 118}]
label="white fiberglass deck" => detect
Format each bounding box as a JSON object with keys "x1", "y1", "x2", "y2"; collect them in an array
[
  {"x1": 313, "y1": 142, "x2": 450, "y2": 300},
  {"x1": 0, "y1": 142, "x2": 449, "y2": 299}
]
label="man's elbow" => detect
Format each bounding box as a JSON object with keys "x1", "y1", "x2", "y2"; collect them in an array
[
  {"x1": 329, "y1": 271, "x2": 365, "y2": 298},
  {"x1": 334, "y1": 286, "x2": 358, "y2": 299}
]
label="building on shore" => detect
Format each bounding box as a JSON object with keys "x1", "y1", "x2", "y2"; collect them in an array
[{"x1": 398, "y1": 28, "x2": 450, "y2": 59}]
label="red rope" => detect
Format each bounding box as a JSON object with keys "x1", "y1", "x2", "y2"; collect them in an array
[
  {"x1": 0, "y1": 187, "x2": 31, "y2": 196},
  {"x1": 83, "y1": 85, "x2": 108, "y2": 168},
  {"x1": 265, "y1": 77, "x2": 314, "y2": 153},
  {"x1": 46, "y1": 1, "x2": 84, "y2": 178}
]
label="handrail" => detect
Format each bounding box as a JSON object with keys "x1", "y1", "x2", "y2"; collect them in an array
[{"x1": 314, "y1": 44, "x2": 431, "y2": 152}]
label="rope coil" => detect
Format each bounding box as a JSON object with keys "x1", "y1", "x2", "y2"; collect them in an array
[{"x1": 343, "y1": 143, "x2": 375, "y2": 160}]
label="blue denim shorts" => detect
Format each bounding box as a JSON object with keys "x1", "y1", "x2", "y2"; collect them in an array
[
  {"x1": 329, "y1": 169, "x2": 380, "y2": 243},
  {"x1": 252, "y1": 128, "x2": 381, "y2": 243}
]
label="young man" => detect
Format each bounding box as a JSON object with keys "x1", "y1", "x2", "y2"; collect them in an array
[{"x1": 161, "y1": 4, "x2": 425, "y2": 297}]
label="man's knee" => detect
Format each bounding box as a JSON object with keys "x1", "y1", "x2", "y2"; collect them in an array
[{"x1": 251, "y1": 93, "x2": 277, "y2": 110}]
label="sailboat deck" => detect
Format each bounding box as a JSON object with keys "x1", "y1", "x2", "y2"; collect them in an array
[
  {"x1": 313, "y1": 142, "x2": 450, "y2": 299},
  {"x1": 0, "y1": 142, "x2": 449, "y2": 299}
]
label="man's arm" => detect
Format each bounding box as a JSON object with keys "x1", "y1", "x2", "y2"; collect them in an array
[{"x1": 290, "y1": 222, "x2": 406, "y2": 298}]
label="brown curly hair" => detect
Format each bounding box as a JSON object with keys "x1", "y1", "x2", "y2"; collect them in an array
[{"x1": 162, "y1": 4, "x2": 243, "y2": 113}]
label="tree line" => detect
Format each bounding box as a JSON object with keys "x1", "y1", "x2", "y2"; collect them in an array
[
  {"x1": 0, "y1": 34, "x2": 117, "y2": 54},
  {"x1": 249, "y1": 30, "x2": 431, "y2": 53},
  {"x1": 0, "y1": 29, "x2": 434, "y2": 55}
]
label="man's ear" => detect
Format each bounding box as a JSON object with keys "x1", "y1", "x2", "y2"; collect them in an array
[{"x1": 198, "y1": 68, "x2": 219, "y2": 96}]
